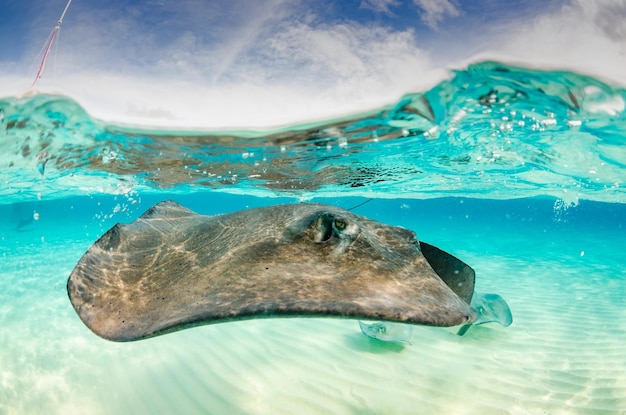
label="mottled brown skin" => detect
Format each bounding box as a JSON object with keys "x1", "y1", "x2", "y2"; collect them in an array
[{"x1": 67, "y1": 201, "x2": 477, "y2": 342}]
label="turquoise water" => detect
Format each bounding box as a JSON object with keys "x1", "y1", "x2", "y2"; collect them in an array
[{"x1": 1, "y1": 61, "x2": 625, "y2": 414}]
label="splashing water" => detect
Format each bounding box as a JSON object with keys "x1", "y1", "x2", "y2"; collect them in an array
[{"x1": 2, "y1": 61, "x2": 625, "y2": 206}]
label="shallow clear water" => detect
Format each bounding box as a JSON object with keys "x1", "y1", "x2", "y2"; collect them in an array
[{"x1": 1, "y1": 62, "x2": 625, "y2": 414}]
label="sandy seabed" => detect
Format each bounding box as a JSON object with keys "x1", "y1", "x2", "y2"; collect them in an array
[{"x1": 1, "y1": 200, "x2": 625, "y2": 415}]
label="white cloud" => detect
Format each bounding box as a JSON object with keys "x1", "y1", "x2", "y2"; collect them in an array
[
  {"x1": 9, "y1": 15, "x2": 445, "y2": 129},
  {"x1": 360, "y1": 0, "x2": 401, "y2": 15},
  {"x1": 487, "y1": 0, "x2": 626, "y2": 85},
  {"x1": 580, "y1": 0, "x2": 626, "y2": 43},
  {"x1": 251, "y1": 22, "x2": 436, "y2": 90},
  {"x1": 412, "y1": 0, "x2": 461, "y2": 30}
]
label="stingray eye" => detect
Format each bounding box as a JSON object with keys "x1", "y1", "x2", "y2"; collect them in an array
[{"x1": 334, "y1": 219, "x2": 347, "y2": 231}]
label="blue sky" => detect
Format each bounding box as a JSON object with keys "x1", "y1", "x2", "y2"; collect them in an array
[{"x1": 1, "y1": 0, "x2": 625, "y2": 127}]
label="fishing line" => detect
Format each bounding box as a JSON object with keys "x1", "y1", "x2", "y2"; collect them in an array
[
  {"x1": 30, "y1": 0, "x2": 73, "y2": 89},
  {"x1": 347, "y1": 198, "x2": 373, "y2": 212}
]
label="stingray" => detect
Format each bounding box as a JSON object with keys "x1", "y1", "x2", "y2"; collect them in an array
[{"x1": 67, "y1": 201, "x2": 507, "y2": 342}]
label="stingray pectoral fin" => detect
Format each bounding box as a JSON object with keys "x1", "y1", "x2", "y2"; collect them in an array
[
  {"x1": 419, "y1": 241, "x2": 475, "y2": 305},
  {"x1": 456, "y1": 292, "x2": 513, "y2": 336}
]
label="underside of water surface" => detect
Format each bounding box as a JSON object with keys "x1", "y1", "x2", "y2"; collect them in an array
[
  {"x1": 1, "y1": 61, "x2": 625, "y2": 204},
  {"x1": 1, "y1": 61, "x2": 625, "y2": 414}
]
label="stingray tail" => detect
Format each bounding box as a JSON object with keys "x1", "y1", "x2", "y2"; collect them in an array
[{"x1": 456, "y1": 323, "x2": 473, "y2": 336}]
